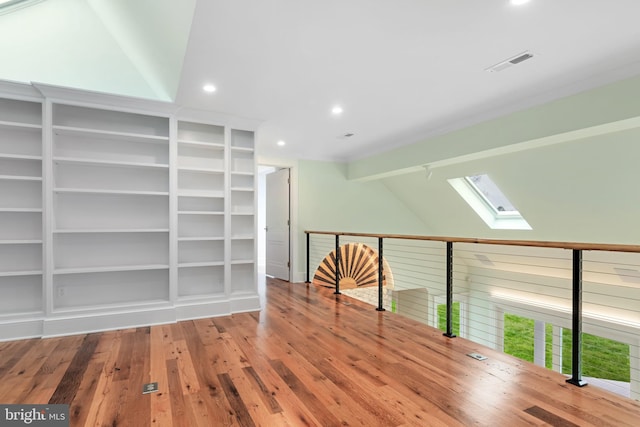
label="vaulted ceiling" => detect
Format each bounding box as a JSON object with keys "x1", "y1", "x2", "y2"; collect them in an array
[{"x1": 3, "y1": 0, "x2": 640, "y2": 162}]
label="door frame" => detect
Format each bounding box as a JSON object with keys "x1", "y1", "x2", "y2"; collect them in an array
[
  {"x1": 265, "y1": 166, "x2": 291, "y2": 280},
  {"x1": 258, "y1": 158, "x2": 300, "y2": 282}
]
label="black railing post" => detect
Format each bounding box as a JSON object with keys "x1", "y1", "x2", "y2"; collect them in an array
[
  {"x1": 567, "y1": 249, "x2": 587, "y2": 387},
  {"x1": 334, "y1": 234, "x2": 341, "y2": 295},
  {"x1": 377, "y1": 237, "x2": 385, "y2": 311},
  {"x1": 443, "y1": 241, "x2": 456, "y2": 338},
  {"x1": 305, "y1": 232, "x2": 310, "y2": 283}
]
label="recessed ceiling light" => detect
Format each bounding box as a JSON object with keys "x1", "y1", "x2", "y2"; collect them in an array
[
  {"x1": 510, "y1": 0, "x2": 531, "y2": 5},
  {"x1": 277, "y1": 140, "x2": 286, "y2": 147},
  {"x1": 331, "y1": 106, "x2": 343, "y2": 115},
  {"x1": 203, "y1": 84, "x2": 216, "y2": 93}
]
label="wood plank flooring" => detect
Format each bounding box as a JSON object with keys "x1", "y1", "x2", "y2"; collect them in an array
[{"x1": 1, "y1": 278, "x2": 640, "y2": 426}]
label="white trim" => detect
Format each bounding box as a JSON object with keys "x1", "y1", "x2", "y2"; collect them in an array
[
  {"x1": 169, "y1": 116, "x2": 178, "y2": 305},
  {"x1": 42, "y1": 307, "x2": 177, "y2": 338},
  {"x1": 432, "y1": 115, "x2": 640, "y2": 170},
  {"x1": 257, "y1": 156, "x2": 299, "y2": 283},
  {"x1": 175, "y1": 300, "x2": 231, "y2": 321},
  {"x1": 0, "y1": 317, "x2": 43, "y2": 342},
  {"x1": 432, "y1": 292, "x2": 469, "y2": 338},
  {"x1": 0, "y1": 80, "x2": 43, "y2": 101},
  {"x1": 32, "y1": 82, "x2": 177, "y2": 117},
  {"x1": 175, "y1": 106, "x2": 262, "y2": 132},
  {"x1": 230, "y1": 294, "x2": 261, "y2": 313}
]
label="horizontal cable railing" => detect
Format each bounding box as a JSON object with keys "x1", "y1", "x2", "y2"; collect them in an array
[{"x1": 305, "y1": 230, "x2": 640, "y2": 401}]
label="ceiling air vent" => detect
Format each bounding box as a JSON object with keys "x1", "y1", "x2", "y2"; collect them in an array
[{"x1": 485, "y1": 51, "x2": 534, "y2": 72}]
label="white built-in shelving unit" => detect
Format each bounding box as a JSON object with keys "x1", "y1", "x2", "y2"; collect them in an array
[
  {"x1": 51, "y1": 104, "x2": 171, "y2": 315},
  {"x1": 177, "y1": 121, "x2": 226, "y2": 301},
  {"x1": 0, "y1": 97, "x2": 44, "y2": 323},
  {"x1": 0, "y1": 82, "x2": 259, "y2": 340},
  {"x1": 229, "y1": 129, "x2": 256, "y2": 295}
]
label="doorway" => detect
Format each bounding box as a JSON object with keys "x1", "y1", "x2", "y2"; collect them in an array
[{"x1": 258, "y1": 166, "x2": 291, "y2": 281}]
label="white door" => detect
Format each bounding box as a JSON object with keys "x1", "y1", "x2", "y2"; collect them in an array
[{"x1": 266, "y1": 168, "x2": 290, "y2": 280}]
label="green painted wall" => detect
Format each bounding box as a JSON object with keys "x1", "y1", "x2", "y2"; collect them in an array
[
  {"x1": 349, "y1": 73, "x2": 640, "y2": 181},
  {"x1": 297, "y1": 159, "x2": 431, "y2": 271},
  {"x1": 298, "y1": 159, "x2": 430, "y2": 233},
  {"x1": 381, "y1": 127, "x2": 640, "y2": 244}
]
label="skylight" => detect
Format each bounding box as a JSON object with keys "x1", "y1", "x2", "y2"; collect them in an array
[
  {"x1": 0, "y1": 0, "x2": 40, "y2": 14},
  {"x1": 467, "y1": 174, "x2": 517, "y2": 213},
  {"x1": 448, "y1": 174, "x2": 532, "y2": 230}
]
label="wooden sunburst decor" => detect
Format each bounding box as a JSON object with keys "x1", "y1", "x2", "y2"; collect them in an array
[{"x1": 313, "y1": 242, "x2": 394, "y2": 290}]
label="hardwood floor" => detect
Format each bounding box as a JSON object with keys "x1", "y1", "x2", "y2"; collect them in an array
[{"x1": 1, "y1": 278, "x2": 640, "y2": 426}]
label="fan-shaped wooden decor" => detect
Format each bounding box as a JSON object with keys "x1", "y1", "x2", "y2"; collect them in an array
[{"x1": 313, "y1": 242, "x2": 394, "y2": 290}]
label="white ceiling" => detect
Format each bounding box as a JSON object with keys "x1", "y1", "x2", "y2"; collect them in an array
[{"x1": 3, "y1": 0, "x2": 640, "y2": 162}]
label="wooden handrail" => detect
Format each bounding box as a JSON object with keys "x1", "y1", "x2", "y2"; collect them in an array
[{"x1": 304, "y1": 230, "x2": 640, "y2": 253}]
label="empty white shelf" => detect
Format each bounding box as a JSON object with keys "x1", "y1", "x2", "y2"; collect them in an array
[
  {"x1": 53, "y1": 125, "x2": 169, "y2": 144},
  {"x1": 231, "y1": 259, "x2": 254, "y2": 265},
  {"x1": 0, "y1": 208, "x2": 42, "y2": 213},
  {"x1": 230, "y1": 146, "x2": 254, "y2": 153},
  {"x1": 54, "y1": 264, "x2": 170, "y2": 275},
  {"x1": 178, "y1": 237, "x2": 224, "y2": 241},
  {"x1": 0, "y1": 153, "x2": 42, "y2": 161},
  {"x1": 0, "y1": 120, "x2": 42, "y2": 130},
  {"x1": 0, "y1": 240, "x2": 42, "y2": 245},
  {"x1": 0, "y1": 270, "x2": 42, "y2": 277},
  {"x1": 178, "y1": 261, "x2": 225, "y2": 268},
  {"x1": 177, "y1": 190, "x2": 224, "y2": 198},
  {"x1": 178, "y1": 211, "x2": 224, "y2": 215},
  {"x1": 178, "y1": 140, "x2": 225, "y2": 149},
  {"x1": 53, "y1": 156, "x2": 169, "y2": 169},
  {"x1": 0, "y1": 175, "x2": 42, "y2": 181},
  {"x1": 55, "y1": 188, "x2": 169, "y2": 196},
  {"x1": 177, "y1": 166, "x2": 225, "y2": 174},
  {"x1": 53, "y1": 228, "x2": 169, "y2": 234}
]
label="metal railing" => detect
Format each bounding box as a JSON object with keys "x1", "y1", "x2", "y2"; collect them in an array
[{"x1": 305, "y1": 230, "x2": 640, "y2": 400}]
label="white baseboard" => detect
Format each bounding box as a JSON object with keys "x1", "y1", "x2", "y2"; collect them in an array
[
  {"x1": 230, "y1": 294, "x2": 261, "y2": 312},
  {"x1": 42, "y1": 307, "x2": 178, "y2": 338},
  {"x1": 0, "y1": 318, "x2": 43, "y2": 342},
  {"x1": 175, "y1": 300, "x2": 232, "y2": 321},
  {"x1": 1, "y1": 292, "x2": 263, "y2": 341}
]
